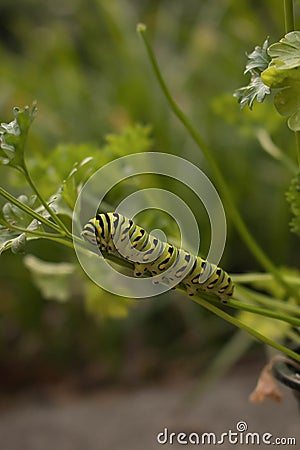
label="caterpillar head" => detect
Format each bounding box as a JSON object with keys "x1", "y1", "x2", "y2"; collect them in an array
[{"x1": 81, "y1": 218, "x2": 98, "y2": 246}]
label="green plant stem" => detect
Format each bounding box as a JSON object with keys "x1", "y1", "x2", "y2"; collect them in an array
[
  {"x1": 0, "y1": 187, "x2": 63, "y2": 233},
  {"x1": 285, "y1": 329, "x2": 300, "y2": 345},
  {"x1": 235, "y1": 285, "x2": 300, "y2": 315},
  {"x1": 44, "y1": 235, "x2": 86, "y2": 252},
  {"x1": 256, "y1": 128, "x2": 298, "y2": 174},
  {"x1": 232, "y1": 272, "x2": 300, "y2": 285},
  {"x1": 50, "y1": 235, "x2": 135, "y2": 269},
  {"x1": 228, "y1": 298, "x2": 300, "y2": 328},
  {"x1": 0, "y1": 218, "x2": 63, "y2": 239},
  {"x1": 284, "y1": 0, "x2": 295, "y2": 33},
  {"x1": 178, "y1": 286, "x2": 300, "y2": 326},
  {"x1": 23, "y1": 167, "x2": 71, "y2": 237},
  {"x1": 137, "y1": 24, "x2": 297, "y2": 300},
  {"x1": 190, "y1": 295, "x2": 300, "y2": 362},
  {"x1": 284, "y1": 1, "x2": 300, "y2": 168}
]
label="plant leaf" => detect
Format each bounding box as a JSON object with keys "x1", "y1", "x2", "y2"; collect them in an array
[
  {"x1": 234, "y1": 76, "x2": 271, "y2": 109},
  {"x1": 2, "y1": 194, "x2": 37, "y2": 227},
  {"x1": 61, "y1": 157, "x2": 93, "y2": 210},
  {"x1": 0, "y1": 230, "x2": 24, "y2": 254},
  {"x1": 234, "y1": 38, "x2": 271, "y2": 109},
  {"x1": 103, "y1": 124, "x2": 153, "y2": 157},
  {"x1": 0, "y1": 194, "x2": 43, "y2": 254},
  {"x1": 267, "y1": 31, "x2": 300, "y2": 69},
  {"x1": 0, "y1": 103, "x2": 37, "y2": 171},
  {"x1": 11, "y1": 233, "x2": 26, "y2": 254},
  {"x1": 23, "y1": 254, "x2": 75, "y2": 302},
  {"x1": 261, "y1": 32, "x2": 300, "y2": 131},
  {"x1": 244, "y1": 38, "x2": 270, "y2": 74}
]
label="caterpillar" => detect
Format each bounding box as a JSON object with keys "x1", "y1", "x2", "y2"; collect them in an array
[{"x1": 81, "y1": 212, "x2": 234, "y2": 303}]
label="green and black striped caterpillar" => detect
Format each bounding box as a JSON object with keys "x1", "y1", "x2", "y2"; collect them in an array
[{"x1": 81, "y1": 212, "x2": 234, "y2": 303}]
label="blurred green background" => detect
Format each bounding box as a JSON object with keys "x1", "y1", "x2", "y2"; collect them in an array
[{"x1": 0, "y1": 0, "x2": 298, "y2": 392}]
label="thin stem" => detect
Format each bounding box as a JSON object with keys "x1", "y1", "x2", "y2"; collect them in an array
[
  {"x1": 190, "y1": 295, "x2": 300, "y2": 362},
  {"x1": 232, "y1": 272, "x2": 300, "y2": 285},
  {"x1": 23, "y1": 167, "x2": 71, "y2": 237},
  {"x1": 234, "y1": 285, "x2": 300, "y2": 315},
  {"x1": 284, "y1": 3, "x2": 300, "y2": 168},
  {"x1": 176, "y1": 282, "x2": 300, "y2": 326},
  {"x1": 0, "y1": 187, "x2": 63, "y2": 233},
  {"x1": 228, "y1": 298, "x2": 300, "y2": 328},
  {"x1": 256, "y1": 128, "x2": 298, "y2": 174},
  {"x1": 0, "y1": 217, "x2": 63, "y2": 239},
  {"x1": 284, "y1": 0, "x2": 295, "y2": 33},
  {"x1": 0, "y1": 187, "x2": 135, "y2": 270},
  {"x1": 137, "y1": 24, "x2": 298, "y2": 300}
]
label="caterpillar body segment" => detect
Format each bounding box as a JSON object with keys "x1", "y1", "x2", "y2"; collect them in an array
[{"x1": 81, "y1": 212, "x2": 234, "y2": 302}]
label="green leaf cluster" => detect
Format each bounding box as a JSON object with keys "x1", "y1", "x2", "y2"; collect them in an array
[
  {"x1": 234, "y1": 32, "x2": 300, "y2": 132},
  {"x1": 0, "y1": 105, "x2": 155, "y2": 323},
  {"x1": 234, "y1": 39, "x2": 271, "y2": 109},
  {"x1": 0, "y1": 194, "x2": 41, "y2": 254},
  {"x1": 0, "y1": 104, "x2": 37, "y2": 171},
  {"x1": 261, "y1": 32, "x2": 300, "y2": 131}
]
